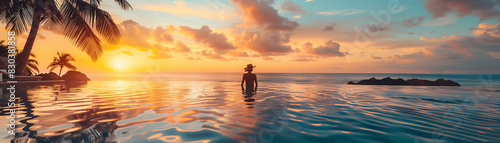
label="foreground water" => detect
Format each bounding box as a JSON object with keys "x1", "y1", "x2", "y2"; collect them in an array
[{"x1": 1, "y1": 73, "x2": 500, "y2": 142}]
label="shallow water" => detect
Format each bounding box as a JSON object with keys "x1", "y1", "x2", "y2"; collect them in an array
[{"x1": 1, "y1": 73, "x2": 500, "y2": 142}]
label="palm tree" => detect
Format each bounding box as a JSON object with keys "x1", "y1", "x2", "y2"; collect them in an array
[
  {"x1": 0, "y1": 0, "x2": 132, "y2": 75},
  {"x1": 47, "y1": 52, "x2": 77, "y2": 77},
  {"x1": 0, "y1": 40, "x2": 39, "y2": 75},
  {"x1": 18, "y1": 52, "x2": 39, "y2": 76}
]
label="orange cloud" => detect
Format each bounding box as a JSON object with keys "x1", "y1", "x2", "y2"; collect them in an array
[
  {"x1": 231, "y1": 0, "x2": 299, "y2": 31},
  {"x1": 116, "y1": 20, "x2": 174, "y2": 51},
  {"x1": 303, "y1": 40, "x2": 345, "y2": 57},
  {"x1": 234, "y1": 30, "x2": 293, "y2": 56},
  {"x1": 177, "y1": 25, "x2": 235, "y2": 53},
  {"x1": 174, "y1": 41, "x2": 191, "y2": 53}
]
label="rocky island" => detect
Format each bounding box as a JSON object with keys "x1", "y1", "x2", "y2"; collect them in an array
[{"x1": 348, "y1": 77, "x2": 460, "y2": 86}]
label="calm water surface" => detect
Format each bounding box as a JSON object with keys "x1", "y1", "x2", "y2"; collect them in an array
[{"x1": 1, "y1": 73, "x2": 500, "y2": 142}]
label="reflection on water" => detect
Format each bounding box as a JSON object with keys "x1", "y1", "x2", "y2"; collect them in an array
[{"x1": 1, "y1": 73, "x2": 500, "y2": 142}]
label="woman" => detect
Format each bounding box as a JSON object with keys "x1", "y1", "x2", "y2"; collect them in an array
[{"x1": 241, "y1": 64, "x2": 258, "y2": 96}]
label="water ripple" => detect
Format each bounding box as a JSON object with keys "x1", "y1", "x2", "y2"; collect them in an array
[{"x1": 1, "y1": 79, "x2": 499, "y2": 142}]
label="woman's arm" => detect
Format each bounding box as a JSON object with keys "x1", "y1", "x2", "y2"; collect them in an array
[
  {"x1": 241, "y1": 74, "x2": 245, "y2": 90},
  {"x1": 254, "y1": 74, "x2": 258, "y2": 91}
]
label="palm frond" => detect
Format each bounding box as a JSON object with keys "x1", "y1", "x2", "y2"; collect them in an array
[
  {"x1": 70, "y1": 0, "x2": 121, "y2": 44},
  {"x1": 114, "y1": 0, "x2": 133, "y2": 10},
  {"x1": 64, "y1": 63, "x2": 77, "y2": 70},
  {"x1": 88, "y1": 0, "x2": 102, "y2": 5},
  {"x1": 49, "y1": 66, "x2": 57, "y2": 72},
  {"x1": 63, "y1": 53, "x2": 76, "y2": 61},
  {"x1": 40, "y1": 0, "x2": 63, "y2": 30},
  {"x1": 27, "y1": 62, "x2": 39, "y2": 74},
  {"x1": 28, "y1": 59, "x2": 38, "y2": 65},
  {"x1": 47, "y1": 62, "x2": 59, "y2": 69},
  {"x1": 60, "y1": 1, "x2": 103, "y2": 61},
  {"x1": 2, "y1": 1, "x2": 34, "y2": 34}
]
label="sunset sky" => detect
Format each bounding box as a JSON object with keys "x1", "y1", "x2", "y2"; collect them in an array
[{"x1": 1, "y1": 0, "x2": 500, "y2": 74}]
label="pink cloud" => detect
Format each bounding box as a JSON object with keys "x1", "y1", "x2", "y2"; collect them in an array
[
  {"x1": 281, "y1": 0, "x2": 305, "y2": 15},
  {"x1": 395, "y1": 15, "x2": 425, "y2": 27},
  {"x1": 424, "y1": 0, "x2": 500, "y2": 21}
]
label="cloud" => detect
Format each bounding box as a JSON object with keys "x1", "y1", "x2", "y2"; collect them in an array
[
  {"x1": 371, "y1": 54, "x2": 383, "y2": 59},
  {"x1": 234, "y1": 30, "x2": 293, "y2": 55},
  {"x1": 440, "y1": 51, "x2": 465, "y2": 60},
  {"x1": 118, "y1": 51, "x2": 134, "y2": 56},
  {"x1": 418, "y1": 23, "x2": 500, "y2": 61},
  {"x1": 178, "y1": 25, "x2": 235, "y2": 53},
  {"x1": 282, "y1": 0, "x2": 305, "y2": 15},
  {"x1": 322, "y1": 23, "x2": 335, "y2": 32},
  {"x1": 394, "y1": 50, "x2": 427, "y2": 59},
  {"x1": 261, "y1": 56, "x2": 275, "y2": 61},
  {"x1": 318, "y1": 9, "x2": 366, "y2": 16},
  {"x1": 291, "y1": 55, "x2": 315, "y2": 62},
  {"x1": 142, "y1": 1, "x2": 220, "y2": 20},
  {"x1": 365, "y1": 22, "x2": 388, "y2": 32},
  {"x1": 149, "y1": 46, "x2": 173, "y2": 59},
  {"x1": 375, "y1": 24, "x2": 500, "y2": 73},
  {"x1": 303, "y1": 40, "x2": 345, "y2": 57},
  {"x1": 423, "y1": 0, "x2": 500, "y2": 21},
  {"x1": 322, "y1": 26, "x2": 334, "y2": 31},
  {"x1": 327, "y1": 66, "x2": 343, "y2": 69},
  {"x1": 110, "y1": 19, "x2": 177, "y2": 59},
  {"x1": 421, "y1": 34, "x2": 500, "y2": 53},
  {"x1": 186, "y1": 56, "x2": 201, "y2": 60},
  {"x1": 227, "y1": 51, "x2": 250, "y2": 57},
  {"x1": 231, "y1": 0, "x2": 300, "y2": 31},
  {"x1": 396, "y1": 15, "x2": 425, "y2": 27},
  {"x1": 422, "y1": 14, "x2": 459, "y2": 27},
  {"x1": 391, "y1": 5, "x2": 410, "y2": 14},
  {"x1": 116, "y1": 19, "x2": 174, "y2": 51},
  {"x1": 199, "y1": 50, "x2": 228, "y2": 61},
  {"x1": 473, "y1": 23, "x2": 500, "y2": 45},
  {"x1": 20, "y1": 34, "x2": 47, "y2": 40},
  {"x1": 153, "y1": 27, "x2": 174, "y2": 43},
  {"x1": 174, "y1": 41, "x2": 191, "y2": 53}
]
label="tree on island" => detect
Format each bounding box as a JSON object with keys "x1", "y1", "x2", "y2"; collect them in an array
[
  {"x1": 0, "y1": 0, "x2": 133, "y2": 75},
  {"x1": 47, "y1": 52, "x2": 76, "y2": 77},
  {"x1": 0, "y1": 40, "x2": 39, "y2": 75}
]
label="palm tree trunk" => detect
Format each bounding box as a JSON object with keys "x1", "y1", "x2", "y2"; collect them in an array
[
  {"x1": 59, "y1": 66, "x2": 63, "y2": 77},
  {"x1": 15, "y1": 2, "x2": 44, "y2": 75}
]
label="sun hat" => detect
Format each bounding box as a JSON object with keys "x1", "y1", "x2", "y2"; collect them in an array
[{"x1": 244, "y1": 64, "x2": 256, "y2": 71}]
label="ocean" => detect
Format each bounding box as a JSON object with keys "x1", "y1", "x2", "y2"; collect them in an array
[{"x1": 1, "y1": 73, "x2": 499, "y2": 142}]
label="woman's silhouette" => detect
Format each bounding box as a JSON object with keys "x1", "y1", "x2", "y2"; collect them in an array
[{"x1": 241, "y1": 64, "x2": 258, "y2": 97}]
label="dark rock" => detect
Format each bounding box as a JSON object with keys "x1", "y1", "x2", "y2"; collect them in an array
[
  {"x1": 61, "y1": 70, "x2": 90, "y2": 82},
  {"x1": 353, "y1": 77, "x2": 409, "y2": 85},
  {"x1": 434, "y1": 78, "x2": 461, "y2": 86},
  {"x1": 348, "y1": 77, "x2": 460, "y2": 86},
  {"x1": 37, "y1": 72, "x2": 61, "y2": 80},
  {"x1": 407, "y1": 78, "x2": 437, "y2": 86}
]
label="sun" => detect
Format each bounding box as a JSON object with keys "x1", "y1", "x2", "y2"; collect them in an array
[{"x1": 118, "y1": 64, "x2": 123, "y2": 68}]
